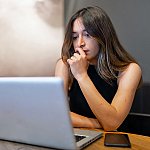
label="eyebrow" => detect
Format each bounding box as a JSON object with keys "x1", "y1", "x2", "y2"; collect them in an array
[{"x1": 72, "y1": 29, "x2": 87, "y2": 34}]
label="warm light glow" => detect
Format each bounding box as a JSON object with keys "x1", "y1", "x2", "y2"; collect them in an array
[{"x1": 0, "y1": 0, "x2": 64, "y2": 76}]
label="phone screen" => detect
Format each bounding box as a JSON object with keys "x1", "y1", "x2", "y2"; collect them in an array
[{"x1": 104, "y1": 133, "x2": 131, "y2": 147}]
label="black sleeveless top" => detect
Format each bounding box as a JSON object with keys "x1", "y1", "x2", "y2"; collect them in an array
[{"x1": 69, "y1": 65, "x2": 118, "y2": 118}]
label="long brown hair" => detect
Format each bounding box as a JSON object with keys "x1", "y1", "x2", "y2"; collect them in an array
[{"x1": 62, "y1": 6, "x2": 139, "y2": 85}]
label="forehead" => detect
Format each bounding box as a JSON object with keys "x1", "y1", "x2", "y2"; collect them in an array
[{"x1": 72, "y1": 18, "x2": 85, "y2": 32}]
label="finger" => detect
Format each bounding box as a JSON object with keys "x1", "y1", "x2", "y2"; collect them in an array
[
  {"x1": 73, "y1": 52, "x2": 80, "y2": 58},
  {"x1": 75, "y1": 48, "x2": 86, "y2": 57},
  {"x1": 74, "y1": 48, "x2": 81, "y2": 54},
  {"x1": 67, "y1": 58, "x2": 72, "y2": 65},
  {"x1": 70, "y1": 55, "x2": 77, "y2": 60}
]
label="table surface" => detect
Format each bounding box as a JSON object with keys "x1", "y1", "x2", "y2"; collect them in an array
[{"x1": 0, "y1": 130, "x2": 149, "y2": 150}]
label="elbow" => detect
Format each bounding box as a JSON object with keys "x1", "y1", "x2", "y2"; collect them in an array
[
  {"x1": 101, "y1": 121, "x2": 120, "y2": 131},
  {"x1": 103, "y1": 125, "x2": 118, "y2": 132}
]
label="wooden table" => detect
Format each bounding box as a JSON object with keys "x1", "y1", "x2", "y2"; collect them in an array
[
  {"x1": 0, "y1": 130, "x2": 149, "y2": 150},
  {"x1": 84, "y1": 131, "x2": 150, "y2": 150}
]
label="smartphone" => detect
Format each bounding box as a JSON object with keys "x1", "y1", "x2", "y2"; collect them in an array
[{"x1": 104, "y1": 133, "x2": 131, "y2": 147}]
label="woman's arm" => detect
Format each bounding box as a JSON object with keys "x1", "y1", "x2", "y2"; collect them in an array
[
  {"x1": 76, "y1": 63, "x2": 142, "y2": 131},
  {"x1": 71, "y1": 112, "x2": 102, "y2": 128},
  {"x1": 55, "y1": 59, "x2": 102, "y2": 128},
  {"x1": 67, "y1": 48, "x2": 142, "y2": 131}
]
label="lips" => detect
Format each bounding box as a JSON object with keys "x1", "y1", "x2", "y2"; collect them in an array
[{"x1": 75, "y1": 49, "x2": 89, "y2": 55}]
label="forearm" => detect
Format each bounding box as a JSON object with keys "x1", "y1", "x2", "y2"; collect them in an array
[
  {"x1": 70, "y1": 112, "x2": 102, "y2": 129},
  {"x1": 77, "y1": 75, "x2": 120, "y2": 130}
]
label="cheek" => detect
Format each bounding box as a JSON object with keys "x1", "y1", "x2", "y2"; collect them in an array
[
  {"x1": 90, "y1": 42, "x2": 99, "y2": 53},
  {"x1": 92, "y1": 49, "x2": 99, "y2": 57},
  {"x1": 95, "y1": 45, "x2": 100, "y2": 54}
]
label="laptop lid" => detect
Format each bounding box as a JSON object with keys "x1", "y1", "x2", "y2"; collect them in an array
[{"x1": 0, "y1": 77, "x2": 102, "y2": 150}]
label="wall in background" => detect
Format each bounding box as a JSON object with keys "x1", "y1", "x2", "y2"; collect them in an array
[
  {"x1": 0, "y1": 0, "x2": 64, "y2": 76},
  {"x1": 65, "y1": 0, "x2": 150, "y2": 83}
]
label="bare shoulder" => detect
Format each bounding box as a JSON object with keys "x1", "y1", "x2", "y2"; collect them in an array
[
  {"x1": 127, "y1": 63, "x2": 141, "y2": 72},
  {"x1": 55, "y1": 59, "x2": 68, "y2": 70},
  {"x1": 55, "y1": 59, "x2": 69, "y2": 76},
  {"x1": 118, "y1": 63, "x2": 142, "y2": 89},
  {"x1": 56, "y1": 58, "x2": 64, "y2": 66},
  {"x1": 119, "y1": 63, "x2": 141, "y2": 78},
  {"x1": 55, "y1": 59, "x2": 70, "y2": 92}
]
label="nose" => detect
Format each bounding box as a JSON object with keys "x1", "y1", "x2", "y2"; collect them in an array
[{"x1": 77, "y1": 36, "x2": 85, "y2": 48}]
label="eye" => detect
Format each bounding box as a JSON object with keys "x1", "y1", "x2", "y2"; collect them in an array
[
  {"x1": 83, "y1": 32, "x2": 90, "y2": 37},
  {"x1": 72, "y1": 36, "x2": 77, "y2": 40},
  {"x1": 72, "y1": 34, "x2": 78, "y2": 40}
]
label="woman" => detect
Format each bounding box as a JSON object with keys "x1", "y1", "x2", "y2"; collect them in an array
[{"x1": 55, "y1": 6, "x2": 142, "y2": 131}]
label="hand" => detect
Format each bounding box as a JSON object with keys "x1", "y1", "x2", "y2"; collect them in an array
[
  {"x1": 67, "y1": 48, "x2": 89, "y2": 80},
  {"x1": 70, "y1": 112, "x2": 102, "y2": 128}
]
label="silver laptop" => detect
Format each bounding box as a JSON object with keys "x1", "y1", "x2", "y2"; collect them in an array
[{"x1": 0, "y1": 77, "x2": 102, "y2": 150}]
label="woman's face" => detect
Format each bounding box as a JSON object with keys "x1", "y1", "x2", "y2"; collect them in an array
[{"x1": 72, "y1": 18, "x2": 99, "y2": 65}]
